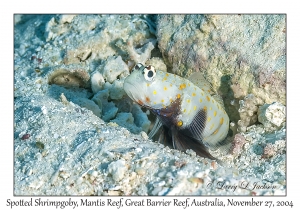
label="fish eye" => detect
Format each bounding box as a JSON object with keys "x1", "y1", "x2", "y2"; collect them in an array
[
  {"x1": 143, "y1": 65, "x2": 156, "y2": 81},
  {"x1": 147, "y1": 70, "x2": 153, "y2": 77}
]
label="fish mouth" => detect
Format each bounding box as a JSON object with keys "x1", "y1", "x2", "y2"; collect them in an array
[{"x1": 123, "y1": 81, "x2": 139, "y2": 102}]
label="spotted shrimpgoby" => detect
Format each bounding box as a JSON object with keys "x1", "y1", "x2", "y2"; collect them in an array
[{"x1": 123, "y1": 63, "x2": 230, "y2": 161}]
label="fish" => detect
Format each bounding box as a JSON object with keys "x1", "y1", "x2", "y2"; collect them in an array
[{"x1": 123, "y1": 63, "x2": 230, "y2": 161}]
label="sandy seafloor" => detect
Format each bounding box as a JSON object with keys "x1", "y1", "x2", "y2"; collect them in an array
[{"x1": 13, "y1": 14, "x2": 286, "y2": 196}]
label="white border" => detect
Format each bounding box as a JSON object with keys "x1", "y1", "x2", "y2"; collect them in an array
[{"x1": 2, "y1": 0, "x2": 298, "y2": 209}]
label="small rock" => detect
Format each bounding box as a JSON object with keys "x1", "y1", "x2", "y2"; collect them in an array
[
  {"x1": 36, "y1": 141, "x2": 45, "y2": 150},
  {"x1": 188, "y1": 177, "x2": 204, "y2": 184},
  {"x1": 158, "y1": 187, "x2": 170, "y2": 196},
  {"x1": 262, "y1": 143, "x2": 277, "y2": 158},
  {"x1": 21, "y1": 133, "x2": 30, "y2": 140},
  {"x1": 135, "y1": 168, "x2": 146, "y2": 176},
  {"x1": 107, "y1": 160, "x2": 127, "y2": 181},
  {"x1": 60, "y1": 93, "x2": 69, "y2": 105},
  {"x1": 91, "y1": 71, "x2": 105, "y2": 94},
  {"x1": 151, "y1": 186, "x2": 162, "y2": 195},
  {"x1": 230, "y1": 134, "x2": 246, "y2": 156},
  {"x1": 59, "y1": 171, "x2": 71, "y2": 179},
  {"x1": 140, "y1": 132, "x2": 148, "y2": 140},
  {"x1": 107, "y1": 190, "x2": 121, "y2": 196},
  {"x1": 258, "y1": 102, "x2": 286, "y2": 129},
  {"x1": 100, "y1": 56, "x2": 129, "y2": 83}
]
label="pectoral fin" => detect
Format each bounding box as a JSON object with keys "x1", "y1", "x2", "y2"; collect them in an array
[{"x1": 171, "y1": 126, "x2": 217, "y2": 161}]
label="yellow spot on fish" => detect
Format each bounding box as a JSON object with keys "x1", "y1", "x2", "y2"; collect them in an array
[
  {"x1": 147, "y1": 83, "x2": 150, "y2": 87},
  {"x1": 170, "y1": 98, "x2": 173, "y2": 102},
  {"x1": 194, "y1": 106, "x2": 197, "y2": 110},
  {"x1": 214, "y1": 111, "x2": 217, "y2": 116},
  {"x1": 179, "y1": 84, "x2": 186, "y2": 90},
  {"x1": 170, "y1": 84, "x2": 173, "y2": 87},
  {"x1": 177, "y1": 94, "x2": 181, "y2": 99},
  {"x1": 212, "y1": 100, "x2": 214, "y2": 103},
  {"x1": 177, "y1": 120, "x2": 183, "y2": 127},
  {"x1": 203, "y1": 106, "x2": 207, "y2": 111},
  {"x1": 153, "y1": 90, "x2": 157, "y2": 95},
  {"x1": 213, "y1": 129, "x2": 219, "y2": 135},
  {"x1": 192, "y1": 93, "x2": 196, "y2": 97},
  {"x1": 220, "y1": 117, "x2": 224, "y2": 124},
  {"x1": 154, "y1": 102, "x2": 157, "y2": 104},
  {"x1": 206, "y1": 96, "x2": 210, "y2": 101},
  {"x1": 164, "y1": 86, "x2": 168, "y2": 91},
  {"x1": 207, "y1": 116, "x2": 211, "y2": 122},
  {"x1": 210, "y1": 124, "x2": 214, "y2": 130},
  {"x1": 163, "y1": 77, "x2": 167, "y2": 81},
  {"x1": 166, "y1": 73, "x2": 169, "y2": 77},
  {"x1": 161, "y1": 99, "x2": 164, "y2": 103},
  {"x1": 210, "y1": 107, "x2": 212, "y2": 110},
  {"x1": 188, "y1": 83, "x2": 191, "y2": 87},
  {"x1": 187, "y1": 99, "x2": 191, "y2": 103},
  {"x1": 201, "y1": 92, "x2": 204, "y2": 96},
  {"x1": 183, "y1": 109, "x2": 186, "y2": 113},
  {"x1": 199, "y1": 99, "x2": 203, "y2": 103}
]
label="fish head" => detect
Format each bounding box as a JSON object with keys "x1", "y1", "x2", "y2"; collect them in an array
[
  {"x1": 123, "y1": 63, "x2": 157, "y2": 106},
  {"x1": 124, "y1": 63, "x2": 175, "y2": 109}
]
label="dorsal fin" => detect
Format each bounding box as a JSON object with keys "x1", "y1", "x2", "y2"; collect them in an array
[
  {"x1": 188, "y1": 72, "x2": 215, "y2": 95},
  {"x1": 212, "y1": 94, "x2": 225, "y2": 110}
]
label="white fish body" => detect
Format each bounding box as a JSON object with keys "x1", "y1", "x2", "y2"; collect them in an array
[{"x1": 123, "y1": 63, "x2": 230, "y2": 160}]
